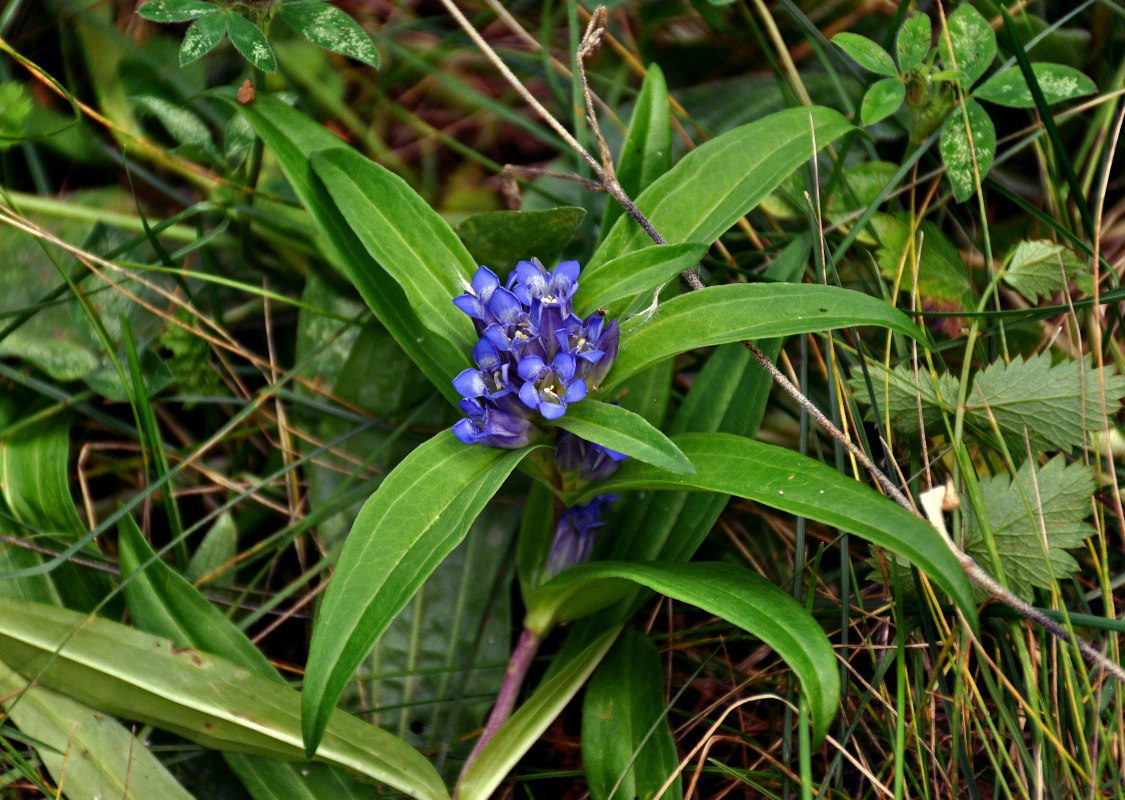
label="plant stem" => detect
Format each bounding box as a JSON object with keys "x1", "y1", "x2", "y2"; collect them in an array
[{"x1": 457, "y1": 627, "x2": 542, "y2": 783}]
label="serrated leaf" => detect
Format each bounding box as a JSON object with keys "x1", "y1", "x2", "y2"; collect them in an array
[
  {"x1": 940, "y1": 98, "x2": 995, "y2": 202},
  {"x1": 833, "y1": 33, "x2": 899, "y2": 77},
  {"x1": 897, "y1": 13, "x2": 932, "y2": 73},
  {"x1": 137, "y1": 0, "x2": 218, "y2": 23},
  {"x1": 861, "y1": 77, "x2": 906, "y2": 125},
  {"x1": 278, "y1": 1, "x2": 380, "y2": 69},
  {"x1": 944, "y1": 3, "x2": 995, "y2": 85},
  {"x1": 524, "y1": 561, "x2": 839, "y2": 745},
  {"x1": 455, "y1": 208, "x2": 586, "y2": 276},
  {"x1": 964, "y1": 456, "x2": 1097, "y2": 601},
  {"x1": 1002, "y1": 239, "x2": 1086, "y2": 302},
  {"x1": 226, "y1": 12, "x2": 277, "y2": 72},
  {"x1": 583, "y1": 630, "x2": 682, "y2": 800},
  {"x1": 848, "y1": 360, "x2": 958, "y2": 435},
  {"x1": 975, "y1": 62, "x2": 1097, "y2": 108},
  {"x1": 551, "y1": 400, "x2": 694, "y2": 473},
  {"x1": 180, "y1": 12, "x2": 226, "y2": 66},
  {"x1": 966, "y1": 353, "x2": 1125, "y2": 453},
  {"x1": 302, "y1": 432, "x2": 540, "y2": 757}
]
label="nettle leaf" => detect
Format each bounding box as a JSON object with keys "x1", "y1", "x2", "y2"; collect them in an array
[
  {"x1": 833, "y1": 33, "x2": 899, "y2": 77},
  {"x1": 180, "y1": 12, "x2": 226, "y2": 66},
  {"x1": 278, "y1": 1, "x2": 380, "y2": 69},
  {"x1": 897, "y1": 13, "x2": 932, "y2": 73},
  {"x1": 848, "y1": 360, "x2": 958, "y2": 436},
  {"x1": 964, "y1": 456, "x2": 1098, "y2": 601},
  {"x1": 944, "y1": 3, "x2": 996, "y2": 85},
  {"x1": 226, "y1": 12, "x2": 277, "y2": 72},
  {"x1": 1002, "y1": 239, "x2": 1086, "y2": 302},
  {"x1": 940, "y1": 98, "x2": 995, "y2": 202},
  {"x1": 967, "y1": 352, "x2": 1125, "y2": 452},
  {"x1": 975, "y1": 63, "x2": 1097, "y2": 108},
  {"x1": 861, "y1": 77, "x2": 906, "y2": 125},
  {"x1": 137, "y1": 0, "x2": 218, "y2": 23}
]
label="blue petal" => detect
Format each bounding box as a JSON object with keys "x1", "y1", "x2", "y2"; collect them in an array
[
  {"x1": 552, "y1": 352, "x2": 577, "y2": 381},
  {"x1": 515, "y1": 260, "x2": 547, "y2": 296},
  {"x1": 489, "y1": 287, "x2": 524, "y2": 324},
  {"x1": 452, "y1": 418, "x2": 479, "y2": 444},
  {"x1": 473, "y1": 338, "x2": 502, "y2": 371},
  {"x1": 517, "y1": 355, "x2": 546, "y2": 382},
  {"x1": 564, "y1": 378, "x2": 587, "y2": 404},
  {"x1": 471, "y1": 266, "x2": 500, "y2": 298},
  {"x1": 453, "y1": 368, "x2": 487, "y2": 398},
  {"x1": 453, "y1": 294, "x2": 485, "y2": 319},
  {"x1": 539, "y1": 399, "x2": 567, "y2": 420},
  {"x1": 519, "y1": 381, "x2": 540, "y2": 409}
]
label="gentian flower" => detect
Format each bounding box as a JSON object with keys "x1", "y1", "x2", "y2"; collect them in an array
[
  {"x1": 517, "y1": 352, "x2": 588, "y2": 420},
  {"x1": 554, "y1": 430, "x2": 628, "y2": 486},
  {"x1": 452, "y1": 398, "x2": 535, "y2": 449},
  {"x1": 543, "y1": 494, "x2": 618, "y2": 580}
]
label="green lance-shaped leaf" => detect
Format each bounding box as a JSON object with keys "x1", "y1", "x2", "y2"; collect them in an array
[
  {"x1": 180, "y1": 12, "x2": 226, "y2": 66},
  {"x1": 974, "y1": 63, "x2": 1097, "y2": 108},
  {"x1": 136, "y1": 0, "x2": 218, "y2": 23},
  {"x1": 226, "y1": 12, "x2": 277, "y2": 72},
  {"x1": 551, "y1": 400, "x2": 694, "y2": 474},
  {"x1": 590, "y1": 107, "x2": 853, "y2": 269},
  {"x1": 524, "y1": 561, "x2": 839, "y2": 744},
  {"x1": 574, "y1": 242, "x2": 709, "y2": 319},
  {"x1": 605, "y1": 283, "x2": 926, "y2": 391},
  {"x1": 565, "y1": 433, "x2": 978, "y2": 628},
  {"x1": 940, "y1": 98, "x2": 995, "y2": 202},
  {"x1": 582, "y1": 630, "x2": 682, "y2": 800},
  {"x1": 233, "y1": 95, "x2": 468, "y2": 402},
  {"x1": 833, "y1": 32, "x2": 899, "y2": 77},
  {"x1": 0, "y1": 659, "x2": 196, "y2": 800},
  {"x1": 310, "y1": 147, "x2": 477, "y2": 362},
  {"x1": 944, "y1": 3, "x2": 995, "y2": 85},
  {"x1": 599, "y1": 64, "x2": 672, "y2": 245},
  {"x1": 0, "y1": 596, "x2": 449, "y2": 800},
  {"x1": 861, "y1": 78, "x2": 906, "y2": 126},
  {"x1": 278, "y1": 1, "x2": 380, "y2": 69},
  {"x1": 896, "y1": 13, "x2": 932, "y2": 73},
  {"x1": 118, "y1": 515, "x2": 384, "y2": 800},
  {"x1": 302, "y1": 432, "x2": 540, "y2": 757}
]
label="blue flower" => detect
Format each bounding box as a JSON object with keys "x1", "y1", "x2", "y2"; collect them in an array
[
  {"x1": 554, "y1": 430, "x2": 628, "y2": 485},
  {"x1": 452, "y1": 398, "x2": 535, "y2": 449},
  {"x1": 452, "y1": 339, "x2": 515, "y2": 401},
  {"x1": 517, "y1": 352, "x2": 588, "y2": 420},
  {"x1": 543, "y1": 494, "x2": 618, "y2": 580},
  {"x1": 453, "y1": 266, "x2": 503, "y2": 335}
]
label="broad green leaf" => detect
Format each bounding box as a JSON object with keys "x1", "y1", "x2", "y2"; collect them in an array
[
  {"x1": 226, "y1": 13, "x2": 277, "y2": 72},
  {"x1": 566, "y1": 432, "x2": 978, "y2": 627},
  {"x1": 861, "y1": 77, "x2": 906, "y2": 125},
  {"x1": 455, "y1": 208, "x2": 586, "y2": 275},
  {"x1": 517, "y1": 480, "x2": 557, "y2": 597},
  {"x1": 278, "y1": 1, "x2": 380, "y2": 69},
  {"x1": 605, "y1": 283, "x2": 926, "y2": 390},
  {"x1": 117, "y1": 515, "x2": 383, "y2": 800},
  {"x1": 0, "y1": 659, "x2": 195, "y2": 800},
  {"x1": 600, "y1": 64, "x2": 672, "y2": 245},
  {"x1": 186, "y1": 510, "x2": 238, "y2": 583},
  {"x1": 940, "y1": 98, "x2": 995, "y2": 202},
  {"x1": 131, "y1": 94, "x2": 218, "y2": 164},
  {"x1": 896, "y1": 13, "x2": 932, "y2": 73},
  {"x1": 870, "y1": 213, "x2": 976, "y2": 317},
  {"x1": 1001, "y1": 239, "x2": 1086, "y2": 302},
  {"x1": 943, "y1": 3, "x2": 995, "y2": 85},
  {"x1": 234, "y1": 95, "x2": 468, "y2": 402},
  {"x1": 137, "y1": 0, "x2": 217, "y2": 22},
  {"x1": 833, "y1": 33, "x2": 899, "y2": 77},
  {"x1": 0, "y1": 81, "x2": 33, "y2": 146},
  {"x1": 180, "y1": 12, "x2": 226, "y2": 66},
  {"x1": 310, "y1": 147, "x2": 477, "y2": 359},
  {"x1": 302, "y1": 432, "x2": 540, "y2": 756},
  {"x1": 552, "y1": 400, "x2": 694, "y2": 473},
  {"x1": 583, "y1": 630, "x2": 681, "y2": 800},
  {"x1": 457, "y1": 629, "x2": 620, "y2": 800},
  {"x1": 966, "y1": 353, "x2": 1125, "y2": 453},
  {"x1": 0, "y1": 596, "x2": 449, "y2": 800},
  {"x1": 965, "y1": 456, "x2": 1097, "y2": 601},
  {"x1": 524, "y1": 561, "x2": 839, "y2": 744},
  {"x1": 575, "y1": 242, "x2": 708, "y2": 318},
  {"x1": 975, "y1": 63, "x2": 1097, "y2": 108},
  {"x1": 591, "y1": 107, "x2": 853, "y2": 269}
]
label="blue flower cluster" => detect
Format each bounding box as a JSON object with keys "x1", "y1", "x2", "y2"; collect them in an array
[
  {"x1": 451, "y1": 258, "x2": 619, "y2": 448},
  {"x1": 543, "y1": 493, "x2": 619, "y2": 581}
]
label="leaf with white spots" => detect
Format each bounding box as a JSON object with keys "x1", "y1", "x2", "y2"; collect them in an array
[
  {"x1": 940, "y1": 98, "x2": 994, "y2": 202},
  {"x1": 975, "y1": 62, "x2": 1097, "y2": 108},
  {"x1": 944, "y1": 3, "x2": 995, "y2": 85},
  {"x1": 279, "y1": 1, "x2": 380, "y2": 69},
  {"x1": 226, "y1": 12, "x2": 276, "y2": 73},
  {"x1": 896, "y1": 13, "x2": 932, "y2": 73},
  {"x1": 179, "y1": 11, "x2": 226, "y2": 66},
  {"x1": 137, "y1": 0, "x2": 218, "y2": 23}
]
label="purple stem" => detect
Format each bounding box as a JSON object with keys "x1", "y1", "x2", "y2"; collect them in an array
[{"x1": 457, "y1": 626, "x2": 542, "y2": 783}]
